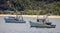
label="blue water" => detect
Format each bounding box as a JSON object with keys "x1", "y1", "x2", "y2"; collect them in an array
[{"x1": 0, "y1": 16, "x2": 60, "y2": 33}]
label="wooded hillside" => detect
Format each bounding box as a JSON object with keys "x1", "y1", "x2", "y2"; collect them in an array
[{"x1": 0, "y1": 0, "x2": 60, "y2": 15}]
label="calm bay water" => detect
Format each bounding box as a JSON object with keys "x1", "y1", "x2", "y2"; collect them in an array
[{"x1": 0, "y1": 16, "x2": 60, "y2": 33}]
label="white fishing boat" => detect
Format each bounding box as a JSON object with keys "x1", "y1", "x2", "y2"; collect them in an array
[
  {"x1": 29, "y1": 14, "x2": 56, "y2": 28},
  {"x1": 4, "y1": 11, "x2": 26, "y2": 23}
]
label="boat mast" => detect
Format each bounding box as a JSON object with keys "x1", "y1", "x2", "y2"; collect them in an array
[{"x1": 20, "y1": 11, "x2": 23, "y2": 20}]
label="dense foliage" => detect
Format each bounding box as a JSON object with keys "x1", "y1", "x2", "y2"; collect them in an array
[{"x1": 0, "y1": 0, "x2": 60, "y2": 15}]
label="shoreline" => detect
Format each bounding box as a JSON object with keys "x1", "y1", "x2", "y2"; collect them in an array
[{"x1": 0, "y1": 14, "x2": 60, "y2": 18}]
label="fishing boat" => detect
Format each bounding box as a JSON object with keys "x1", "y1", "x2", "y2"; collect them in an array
[
  {"x1": 4, "y1": 16, "x2": 26, "y2": 23},
  {"x1": 29, "y1": 14, "x2": 56, "y2": 28},
  {"x1": 4, "y1": 11, "x2": 26, "y2": 23}
]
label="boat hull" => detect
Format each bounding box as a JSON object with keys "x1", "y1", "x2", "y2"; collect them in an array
[
  {"x1": 29, "y1": 21, "x2": 56, "y2": 28},
  {"x1": 4, "y1": 17, "x2": 26, "y2": 23}
]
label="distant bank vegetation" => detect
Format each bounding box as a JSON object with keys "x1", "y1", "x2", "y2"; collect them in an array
[{"x1": 0, "y1": 0, "x2": 60, "y2": 15}]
